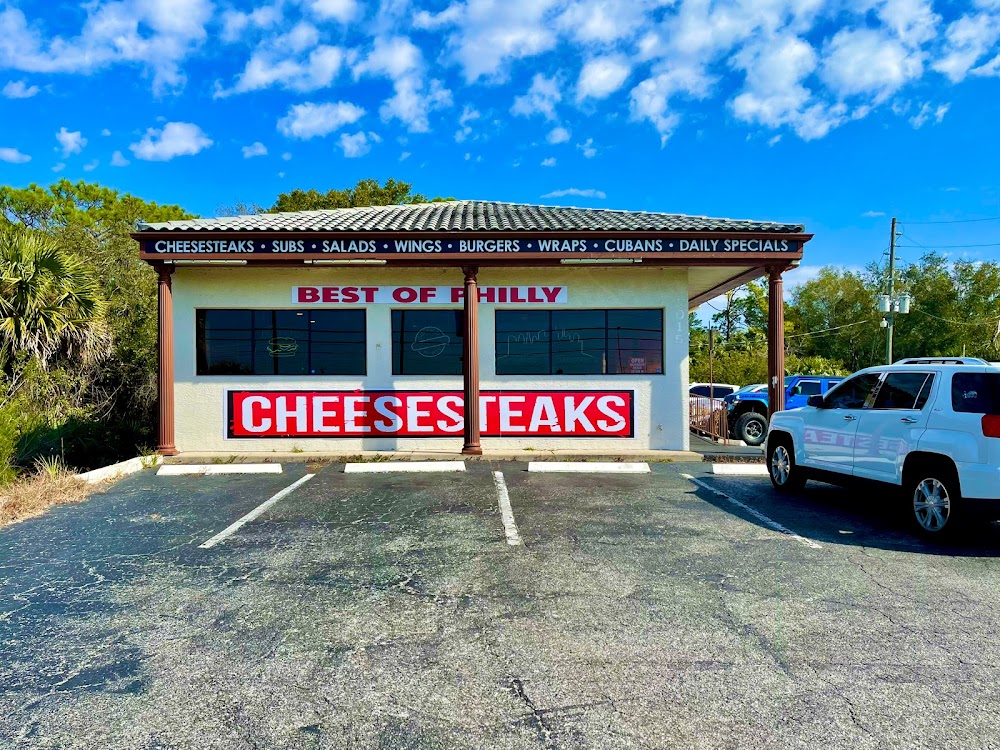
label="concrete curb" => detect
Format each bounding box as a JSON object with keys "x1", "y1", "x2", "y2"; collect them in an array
[
  {"x1": 157, "y1": 464, "x2": 283, "y2": 476},
  {"x1": 344, "y1": 461, "x2": 466, "y2": 473},
  {"x1": 529, "y1": 462, "x2": 651, "y2": 474},
  {"x1": 77, "y1": 455, "x2": 162, "y2": 484}
]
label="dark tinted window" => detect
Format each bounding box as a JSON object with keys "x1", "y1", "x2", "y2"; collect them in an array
[
  {"x1": 392, "y1": 310, "x2": 464, "y2": 375},
  {"x1": 495, "y1": 309, "x2": 663, "y2": 375},
  {"x1": 795, "y1": 380, "x2": 823, "y2": 396},
  {"x1": 952, "y1": 373, "x2": 1000, "y2": 413},
  {"x1": 873, "y1": 373, "x2": 934, "y2": 410},
  {"x1": 826, "y1": 373, "x2": 881, "y2": 409},
  {"x1": 690, "y1": 386, "x2": 710, "y2": 397},
  {"x1": 197, "y1": 309, "x2": 366, "y2": 376}
]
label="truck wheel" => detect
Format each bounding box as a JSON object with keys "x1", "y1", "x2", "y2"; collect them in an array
[
  {"x1": 906, "y1": 463, "x2": 963, "y2": 537},
  {"x1": 767, "y1": 437, "x2": 807, "y2": 492},
  {"x1": 736, "y1": 413, "x2": 768, "y2": 446}
]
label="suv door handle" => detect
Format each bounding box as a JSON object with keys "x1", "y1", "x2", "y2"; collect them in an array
[
  {"x1": 843, "y1": 415, "x2": 856, "y2": 421},
  {"x1": 900, "y1": 417, "x2": 918, "y2": 424}
]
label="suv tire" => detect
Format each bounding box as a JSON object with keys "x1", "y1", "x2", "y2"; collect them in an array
[
  {"x1": 736, "y1": 412, "x2": 768, "y2": 446},
  {"x1": 767, "y1": 436, "x2": 807, "y2": 492},
  {"x1": 905, "y1": 462, "x2": 963, "y2": 537}
]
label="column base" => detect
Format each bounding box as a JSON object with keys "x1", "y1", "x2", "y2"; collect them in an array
[
  {"x1": 157, "y1": 445, "x2": 180, "y2": 456},
  {"x1": 461, "y1": 445, "x2": 483, "y2": 456}
]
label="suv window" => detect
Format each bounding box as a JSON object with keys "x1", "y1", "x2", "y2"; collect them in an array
[
  {"x1": 873, "y1": 372, "x2": 934, "y2": 410},
  {"x1": 952, "y1": 373, "x2": 1000, "y2": 414},
  {"x1": 825, "y1": 373, "x2": 881, "y2": 409},
  {"x1": 794, "y1": 380, "x2": 823, "y2": 396}
]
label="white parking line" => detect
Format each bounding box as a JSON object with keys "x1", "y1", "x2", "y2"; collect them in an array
[
  {"x1": 493, "y1": 471, "x2": 522, "y2": 546},
  {"x1": 158, "y1": 464, "x2": 282, "y2": 476},
  {"x1": 344, "y1": 461, "x2": 466, "y2": 473},
  {"x1": 712, "y1": 463, "x2": 769, "y2": 476},
  {"x1": 528, "y1": 462, "x2": 651, "y2": 473},
  {"x1": 198, "y1": 474, "x2": 315, "y2": 549},
  {"x1": 681, "y1": 473, "x2": 822, "y2": 550}
]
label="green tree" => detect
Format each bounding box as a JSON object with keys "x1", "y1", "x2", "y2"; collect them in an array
[
  {"x1": 269, "y1": 178, "x2": 449, "y2": 212},
  {"x1": 0, "y1": 227, "x2": 106, "y2": 368}
]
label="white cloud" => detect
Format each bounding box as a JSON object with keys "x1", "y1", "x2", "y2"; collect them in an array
[
  {"x1": 3, "y1": 80, "x2": 38, "y2": 98},
  {"x1": 577, "y1": 138, "x2": 597, "y2": 158},
  {"x1": 400, "y1": 151, "x2": 411, "y2": 161},
  {"x1": 83, "y1": 159, "x2": 98, "y2": 172},
  {"x1": 541, "y1": 156, "x2": 556, "y2": 167},
  {"x1": 767, "y1": 134, "x2": 782, "y2": 146},
  {"x1": 55, "y1": 127, "x2": 86, "y2": 157},
  {"x1": 0, "y1": 0, "x2": 213, "y2": 94},
  {"x1": 303, "y1": 0, "x2": 358, "y2": 23},
  {"x1": 217, "y1": 22, "x2": 345, "y2": 96},
  {"x1": 51, "y1": 162, "x2": 64, "y2": 172},
  {"x1": 339, "y1": 130, "x2": 379, "y2": 157},
  {"x1": 512, "y1": 73, "x2": 561, "y2": 120},
  {"x1": 242, "y1": 141, "x2": 268, "y2": 158},
  {"x1": 909, "y1": 101, "x2": 950, "y2": 128},
  {"x1": 577, "y1": 55, "x2": 631, "y2": 100},
  {"x1": 277, "y1": 101, "x2": 365, "y2": 139},
  {"x1": 282, "y1": 152, "x2": 292, "y2": 160},
  {"x1": 862, "y1": 210, "x2": 886, "y2": 217},
  {"x1": 933, "y1": 13, "x2": 1000, "y2": 82},
  {"x1": 0, "y1": 147, "x2": 30, "y2": 163},
  {"x1": 129, "y1": 121, "x2": 213, "y2": 161},
  {"x1": 547, "y1": 126, "x2": 570, "y2": 144},
  {"x1": 455, "y1": 104, "x2": 481, "y2": 141},
  {"x1": 353, "y1": 35, "x2": 422, "y2": 80},
  {"x1": 541, "y1": 188, "x2": 606, "y2": 198},
  {"x1": 423, "y1": 0, "x2": 562, "y2": 82},
  {"x1": 101, "y1": 128, "x2": 111, "y2": 136},
  {"x1": 820, "y1": 28, "x2": 922, "y2": 101},
  {"x1": 556, "y1": 0, "x2": 650, "y2": 44},
  {"x1": 220, "y1": 5, "x2": 282, "y2": 44},
  {"x1": 110, "y1": 150, "x2": 129, "y2": 167}
]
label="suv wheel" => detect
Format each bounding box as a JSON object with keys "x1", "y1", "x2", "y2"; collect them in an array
[
  {"x1": 906, "y1": 465, "x2": 962, "y2": 537},
  {"x1": 735, "y1": 412, "x2": 768, "y2": 446},
  {"x1": 767, "y1": 437, "x2": 807, "y2": 492}
]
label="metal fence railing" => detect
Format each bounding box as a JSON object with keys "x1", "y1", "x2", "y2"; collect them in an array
[{"x1": 689, "y1": 396, "x2": 730, "y2": 444}]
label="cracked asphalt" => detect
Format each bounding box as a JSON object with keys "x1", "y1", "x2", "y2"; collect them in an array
[{"x1": 2, "y1": 461, "x2": 1000, "y2": 749}]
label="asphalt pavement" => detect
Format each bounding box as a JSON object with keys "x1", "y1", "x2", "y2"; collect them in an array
[{"x1": 2, "y1": 461, "x2": 1000, "y2": 749}]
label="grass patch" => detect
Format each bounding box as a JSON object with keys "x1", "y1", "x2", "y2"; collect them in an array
[{"x1": 0, "y1": 466, "x2": 96, "y2": 528}]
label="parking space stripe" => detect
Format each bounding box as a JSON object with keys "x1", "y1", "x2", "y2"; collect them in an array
[
  {"x1": 344, "y1": 461, "x2": 466, "y2": 473},
  {"x1": 528, "y1": 462, "x2": 650, "y2": 473},
  {"x1": 493, "y1": 471, "x2": 522, "y2": 547},
  {"x1": 712, "y1": 464, "x2": 768, "y2": 476},
  {"x1": 158, "y1": 464, "x2": 283, "y2": 476},
  {"x1": 681, "y1": 473, "x2": 822, "y2": 550},
  {"x1": 198, "y1": 474, "x2": 315, "y2": 549}
]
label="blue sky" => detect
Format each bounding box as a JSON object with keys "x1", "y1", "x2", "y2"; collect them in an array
[{"x1": 1, "y1": 0, "x2": 999, "y2": 293}]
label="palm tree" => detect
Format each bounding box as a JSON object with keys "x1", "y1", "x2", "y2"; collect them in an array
[{"x1": 0, "y1": 227, "x2": 106, "y2": 369}]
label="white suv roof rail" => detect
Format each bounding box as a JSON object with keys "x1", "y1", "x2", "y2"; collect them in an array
[{"x1": 893, "y1": 357, "x2": 989, "y2": 365}]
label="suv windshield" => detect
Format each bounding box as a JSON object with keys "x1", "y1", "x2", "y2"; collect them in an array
[{"x1": 952, "y1": 373, "x2": 1000, "y2": 414}]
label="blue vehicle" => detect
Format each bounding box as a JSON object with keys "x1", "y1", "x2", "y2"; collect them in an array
[{"x1": 724, "y1": 375, "x2": 844, "y2": 446}]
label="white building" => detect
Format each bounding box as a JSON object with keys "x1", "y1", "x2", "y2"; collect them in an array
[{"x1": 135, "y1": 201, "x2": 809, "y2": 455}]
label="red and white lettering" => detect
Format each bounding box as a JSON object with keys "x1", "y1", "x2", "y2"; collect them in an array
[{"x1": 227, "y1": 391, "x2": 632, "y2": 438}]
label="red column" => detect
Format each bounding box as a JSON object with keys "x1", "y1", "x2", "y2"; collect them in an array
[
  {"x1": 157, "y1": 264, "x2": 179, "y2": 456},
  {"x1": 462, "y1": 266, "x2": 482, "y2": 455},
  {"x1": 767, "y1": 267, "x2": 786, "y2": 418}
]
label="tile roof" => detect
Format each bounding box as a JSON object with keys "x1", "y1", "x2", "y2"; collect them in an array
[{"x1": 138, "y1": 200, "x2": 805, "y2": 234}]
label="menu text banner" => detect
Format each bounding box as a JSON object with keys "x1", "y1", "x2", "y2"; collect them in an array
[
  {"x1": 143, "y1": 237, "x2": 802, "y2": 256},
  {"x1": 292, "y1": 286, "x2": 567, "y2": 304},
  {"x1": 227, "y1": 390, "x2": 634, "y2": 438}
]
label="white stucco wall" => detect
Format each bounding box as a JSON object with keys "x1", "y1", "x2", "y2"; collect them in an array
[{"x1": 171, "y1": 266, "x2": 690, "y2": 452}]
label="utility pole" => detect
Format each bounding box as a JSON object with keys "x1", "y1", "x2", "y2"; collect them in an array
[{"x1": 886, "y1": 217, "x2": 897, "y2": 365}]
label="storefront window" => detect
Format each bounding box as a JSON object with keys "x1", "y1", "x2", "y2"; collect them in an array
[
  {"x1": 196, "y1": 309, "x2": 366, "y2": 376},
  {"x1": 392, "y1": 310, "x2": 465, "y2": 375},
  {"x1": 495, "y1": 309, "x2": 663, "y2": 375}
]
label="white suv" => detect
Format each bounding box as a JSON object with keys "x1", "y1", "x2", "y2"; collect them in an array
[{"x1": 766, "y1": 358, "x2": 1000, "y2": 536}]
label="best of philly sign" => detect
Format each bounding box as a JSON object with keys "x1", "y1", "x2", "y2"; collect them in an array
[{"x1": 141, "y1": 236, "x2": 803, "y2": 257}]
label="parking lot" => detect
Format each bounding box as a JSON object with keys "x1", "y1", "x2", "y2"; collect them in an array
[{"x1": 2, "y1": 461, "x2": 1000, "y2": 749}]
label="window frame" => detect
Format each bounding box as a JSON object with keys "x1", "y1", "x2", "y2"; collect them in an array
[
  {"x1": 494, "y1": 308, "x2": 665, "y2": 377},
  {"x1": 822, "y1": 371, "x2": 882, "y2": 410},
  {"x1": 195, "y1": 308, "x2": 368, "y2": 377},
  {"x1": 871, "y1": 372, "x2": 935, "y2": 411}
]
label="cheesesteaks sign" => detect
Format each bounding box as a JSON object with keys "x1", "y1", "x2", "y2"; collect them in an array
[
  {"x1": 144, "y1": 237, "x2": 802, "y2": 257},
  {"x1": 227, "y1": 390, "x2": 634, "y2": 438}
]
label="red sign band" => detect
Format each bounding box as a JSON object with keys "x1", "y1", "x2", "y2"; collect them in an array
[{"x1": 227, "y1": 390, "x2": 634, "y2": 438}]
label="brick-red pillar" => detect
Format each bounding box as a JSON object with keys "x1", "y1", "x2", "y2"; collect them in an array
[
  {"x1": 767, "y1": 267, "x2": 786, "y2": 418},
  {"x1": 462, "y1": 266, "x2": 482, "y2": 455},
  {"x1": 157, "y1": 265, "x2": 179, "y2": 456}
]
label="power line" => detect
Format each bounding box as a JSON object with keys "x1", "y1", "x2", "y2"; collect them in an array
[
  {"x1": 899, "y1": 216, "x2": 1000, "y2": 225},
  {"x1": 913, "y1": 308, "x2": 1000, "y2": 327},
  {"x1": 897, "y1": 242, "x2": 1000, "y2": 249},
  {"x1": 786, "y1": 319, "x2": 875, "y2": 339}
]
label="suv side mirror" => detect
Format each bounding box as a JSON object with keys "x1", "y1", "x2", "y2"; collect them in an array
[{"x1": 807, "y1": 394, "x2": 825, "y2": 408}]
